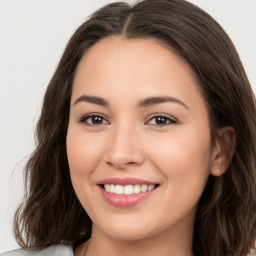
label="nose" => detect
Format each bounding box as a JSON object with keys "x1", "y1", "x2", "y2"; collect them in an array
[{"x1": 104, "y1": 124, "x2": 145, "y2": 169}]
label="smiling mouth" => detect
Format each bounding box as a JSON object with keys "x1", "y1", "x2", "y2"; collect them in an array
[
  {"x1": 98, "y1": 178, "x2": 160, "y2": 207},
  {"x1": 99, "y1": 184, "x2": 160, "y2": 195}
]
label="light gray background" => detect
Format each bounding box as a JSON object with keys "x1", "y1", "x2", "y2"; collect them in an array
[{"x1": 0, "y1": 0, "x2": 255, "y2": 252}]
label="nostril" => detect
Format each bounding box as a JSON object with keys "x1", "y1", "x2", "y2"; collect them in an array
[
  {"x1": 126, "y1": 161, "x2": 137, "y2": 165},
  {"x1": 106, "y1": 160, "x2": 137, "y2": 169}
]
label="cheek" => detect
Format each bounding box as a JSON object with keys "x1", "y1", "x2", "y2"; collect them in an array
[
  {"x1": 66, "y1": 128, "x2": 105, "y2": 177},
  {"x1": 148, "y1": 126, "x2": 212, "y2": 191},
  {"x1": 66, "y1": 126, "x2": 108, "y2": 213},
  {"x1": 145, "y1": 128, "x2": 212, "y2": 224}
]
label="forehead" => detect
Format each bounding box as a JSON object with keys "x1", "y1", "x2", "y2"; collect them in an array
[
  {"x1": 75, "y1": 36, "x2": 194, "y2": 77},
  {"x1": 72, "y1": 36, "x2": 207, "y2": 116},
  {"x1": 74, "y1": 37, "x2": 196, "y2": 90}
]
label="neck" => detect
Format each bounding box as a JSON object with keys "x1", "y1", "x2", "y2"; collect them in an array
[{"x1": 83, "y1": 223, "x2": 194, "y2": 256}]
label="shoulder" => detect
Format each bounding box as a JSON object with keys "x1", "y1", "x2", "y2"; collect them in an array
[{"x1": 0, "y1": 245, "x2": 74, "y2": 256}]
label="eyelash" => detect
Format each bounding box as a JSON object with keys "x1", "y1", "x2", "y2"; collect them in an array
[
  {"x1": 79, "y1": 113, "x2": 109, "y2": 126},
  {"x1": 78, "y1": 113, "x2": 177, "y2": 127},
  {"x1": 146, "y1": 114, "x2": 177, "y2": 126}
]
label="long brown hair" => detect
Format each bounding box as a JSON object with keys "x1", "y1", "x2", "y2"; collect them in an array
[{"x1": 14, "y1": 0, "x2": 256, "y2": 255}]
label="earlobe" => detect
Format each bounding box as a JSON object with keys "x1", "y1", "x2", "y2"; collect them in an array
[{"x1": 210, "y1": 126, "x2": 236, "y2": 177}]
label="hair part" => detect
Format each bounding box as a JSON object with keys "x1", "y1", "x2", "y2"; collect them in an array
[{"x1": 14, "y1": 1, "x2": 256, "y2": 255}]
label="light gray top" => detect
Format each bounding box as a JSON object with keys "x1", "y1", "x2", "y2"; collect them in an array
[{"x1": 0, "y1": 245, "x2": 74, "y2": 256}]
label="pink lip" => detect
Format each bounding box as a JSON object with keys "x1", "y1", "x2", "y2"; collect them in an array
[
  {"x1": 99, "y1": 186, "x2": 157, "y2": 208},
  {"x1": 97, "y1": 177, "x2": 159, "y2": 208},
  {"x1": 97, "y1": 177, "x2": 156, "y2": 186}
]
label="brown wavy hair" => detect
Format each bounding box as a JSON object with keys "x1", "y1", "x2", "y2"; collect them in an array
[{"x1": 14, "y1": 0, "x2": 256, "y2": 255}]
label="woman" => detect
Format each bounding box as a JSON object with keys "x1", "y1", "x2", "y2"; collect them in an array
[{"x1": 2, "y1": 0, "x2": 256, "y2": 255}]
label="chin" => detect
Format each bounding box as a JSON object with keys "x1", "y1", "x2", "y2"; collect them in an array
[
  {"x1": 93, "y1": 215, "x2": 158, "y2": 241},
  {"x1": 103, "y1": 227, "x2": 153, "y2": 241}
]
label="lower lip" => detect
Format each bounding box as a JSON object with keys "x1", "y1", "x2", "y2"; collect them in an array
[{"x1": 99, "y1": 186, "x2": 157, "y2": 208}]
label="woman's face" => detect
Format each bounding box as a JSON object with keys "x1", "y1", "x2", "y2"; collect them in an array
[{"x1": 66, "y1": 36, "x2": 216, "y2": 241}]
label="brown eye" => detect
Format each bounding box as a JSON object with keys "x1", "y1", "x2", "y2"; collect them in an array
[
  {"x1": 90, "y1": 116, "x2": 104, "y2": 124},
  {"x1": 147, "y1": 115, "x2": 176, "y2": 126},
  {"x1": 79, "y1": 115, "x2": 109, "y2": 126}
]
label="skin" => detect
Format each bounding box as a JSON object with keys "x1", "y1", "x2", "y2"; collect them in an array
[{"x1": 66, "y1": 36, "x2": 234, "y2": 256}]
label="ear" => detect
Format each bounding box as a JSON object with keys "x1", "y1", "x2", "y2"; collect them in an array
[{"x1": 210, "y1": 126, "x2": 236, "y2": 177}]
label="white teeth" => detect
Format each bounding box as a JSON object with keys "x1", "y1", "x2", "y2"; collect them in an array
[
  {"x1": 141, "y1": 184, "x2": 148, "y2": 192},
  {"x1": 148, "y1": 184, "x2": 155, "y2": 191},
  {"x1": 133, "y1": 184, "x2": 141, "y2": 194},
  {"x1": 115, "y1": 185, "x2": 123, "y2": 195},
  {"x1": 124, "y1": 185, "x2": 133, "y2": 195},
  {"x1": 110, "y1": 184, "x2": 115, "y2": 193},
  {"x1": 103, "y1": 184, "x2": 156, "y2": 195},
  {"x1": 104, "y1": 184, "x2": 110, "y2": 192}
]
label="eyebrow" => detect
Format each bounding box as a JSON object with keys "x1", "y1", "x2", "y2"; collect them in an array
[
  {"x1": 138, "y1": 96, "x2": 189, "y2": 109},
  {"x1": 74, "y1": 95, "x2": 188, "y2": 109},
  {"x1": 74, "y1": 95, "x2": 109, "y2": 107}
]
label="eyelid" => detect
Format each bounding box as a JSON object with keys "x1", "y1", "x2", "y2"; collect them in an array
[
  {"x1": 78, "y1": 113, "x2": 110, "y2": 126},
  {"x1": 145, "y1": 113, "x2": 177, "y2": 126},
  {"x1": 77, "y1": 112, "x2": 177, "y2": 127}
]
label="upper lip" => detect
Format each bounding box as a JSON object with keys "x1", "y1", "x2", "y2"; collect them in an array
[{"x1": 97, "y1": 177, "x2": 158, "y2": 186}]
